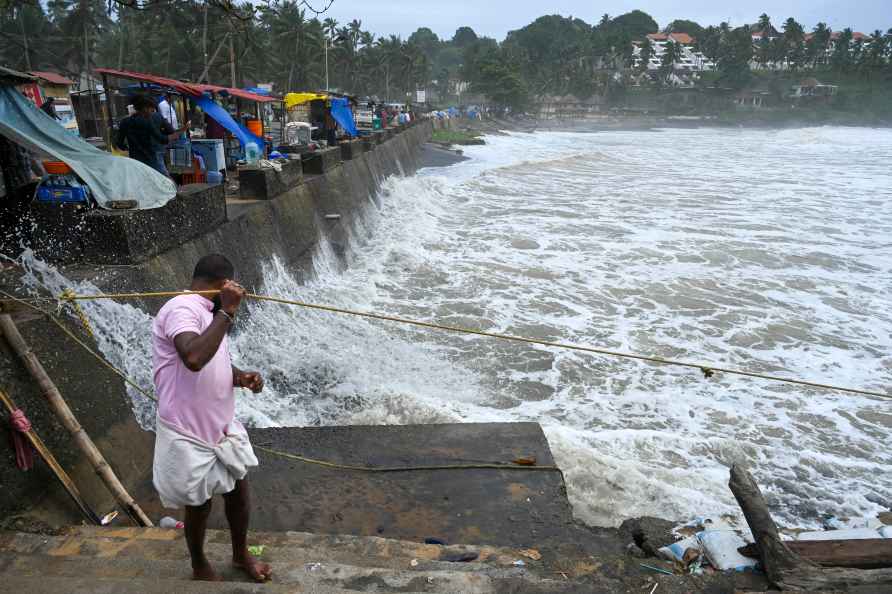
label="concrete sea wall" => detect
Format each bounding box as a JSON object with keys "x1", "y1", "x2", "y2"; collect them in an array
[
  {"x1": 100, "y1": 122, "x2": 431, "y2": 301},
  {"x1": 0, "y1": 121, "x2": 432, "y2": 525}
]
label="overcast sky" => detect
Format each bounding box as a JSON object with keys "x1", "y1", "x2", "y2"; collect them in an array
[{"x1": 313, "y1": 0, "x2": 890, "y2": 41}]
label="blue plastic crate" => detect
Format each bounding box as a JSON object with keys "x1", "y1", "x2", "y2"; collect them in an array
[
  {"x1": 36, "y1": 175, "x2": 91, "y2": 204},
  {"x1": 36, "y1": 184, "x2": 90, "y2": 203}
]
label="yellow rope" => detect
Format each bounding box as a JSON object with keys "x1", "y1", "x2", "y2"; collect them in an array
[
  {"x1": 1, "y1": 290, "x2": 157, "y2": 403},
  {"x1": 50, "y1": 289, "x2": 892, "y2": 401},
  {"x1": 60, "y1": 288, "x2": 95, "y2": 339},
  {"x1": 252, "y1": 444, "x2": 562, "y2": 474},
  {"x1": 2, "y1": 288, "x2": 888, "y2": 400},
  {"x1": 0, "y1": 289, "x2": 560, "y2": 475}
]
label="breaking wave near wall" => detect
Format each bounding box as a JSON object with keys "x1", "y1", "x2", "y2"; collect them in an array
[{"x1": 16, "y1": 126, "x2": 892, "y2": 530}]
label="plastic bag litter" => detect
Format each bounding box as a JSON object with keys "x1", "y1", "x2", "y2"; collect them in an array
[
  {"x1": 657, "y1": 536, "x2": 700, "y2": 563},
  {"x1": 797, "y1": 528, "x2": 881, "y2": 541},
  {"x1": 697, "y1": 530, "x2": 758, "y2": 572}
]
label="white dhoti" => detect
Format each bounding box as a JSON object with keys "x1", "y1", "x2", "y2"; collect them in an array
[{"x1": 153, "y1": 416, "x2": 259, "y2": 509}]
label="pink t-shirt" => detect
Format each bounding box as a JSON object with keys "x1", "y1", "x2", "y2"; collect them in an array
[{"x1": 152, "y1": 294, "x2": 234, "y2": 444}]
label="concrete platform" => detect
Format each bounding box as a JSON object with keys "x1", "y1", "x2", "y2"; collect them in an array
[
  {"x1": 135, "y1": 423, "x2": 581, "y2": 550},
  {"x1": 300, "y1": 146, "x2": 342, "y2": 175},
  {"x1": 237, "y1": 160, "x2": 304, "y2": 201}
]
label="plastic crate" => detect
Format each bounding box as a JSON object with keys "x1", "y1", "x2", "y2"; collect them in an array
[
  {"x1": 168, "y1": 138, "x2": 192, "y2": 168},
  {"x1": 36, "y1": 176, "x2": 90, "y2": 203}
]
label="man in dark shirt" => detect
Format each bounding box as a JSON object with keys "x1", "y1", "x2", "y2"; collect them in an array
[
  {"x1": 115, "y1": 95, "x2": 187, "y2": 176},
  {"x1": 40, "y1": 96, "x2": 60, "y2": 120}
]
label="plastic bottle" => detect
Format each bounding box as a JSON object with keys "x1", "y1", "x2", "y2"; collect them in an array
[
  {"x1": 159, "y1": 516, "x2": 184, "y2": 529},
  {"x1": 245, "y1": 141, "x2": 261, "y2": 164}
]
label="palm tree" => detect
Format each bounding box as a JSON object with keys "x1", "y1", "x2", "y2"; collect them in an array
[
  {"x1": 659, "y1": 39, "x2": 682, "y2": 84},
  {"x1": 322, "y1": 17, "x2": 338, "y2": 40},
  {"x1": 638, "y1": 38, "x2": 654, "y2": 73},
  {"x1": 756, "y1": 13, "x2": 772, "y2": 34},
  {"x1": 807, "y1": 22, "x2": 831, "y2": 68},
  {"x1": 371, "y1": 35, "x2": 402, "y2": 100},
  {"x1": 263, "y1": 1, "x2": 311, "y2": 90}
]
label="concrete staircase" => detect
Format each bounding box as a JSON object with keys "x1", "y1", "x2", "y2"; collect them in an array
[{"x1": 0, "y1": 526, "x2": 582, "y2": 593}]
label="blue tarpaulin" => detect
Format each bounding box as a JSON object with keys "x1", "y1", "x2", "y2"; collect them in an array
[
  {"x1": 330, "y1": 97, "x2": 357, "y2": 137},
  {"x1": 195, "y1": 94, "x2": 265, "y2": 148},
  {"x1": 0, "y1": 86, "x2": 176, "y2": 209}
]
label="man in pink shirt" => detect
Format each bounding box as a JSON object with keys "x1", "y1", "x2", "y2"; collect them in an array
[{"x1": 152, "y1": 254, "x2": 271, "y2": 582}]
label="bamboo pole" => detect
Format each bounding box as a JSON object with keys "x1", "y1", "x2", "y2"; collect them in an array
[
  {"x1": 0, "y1": 314, "x2": 153, "y2": 527},
  {"x1": 0, "y1": 388, "x2": 101, "y2": 525}
]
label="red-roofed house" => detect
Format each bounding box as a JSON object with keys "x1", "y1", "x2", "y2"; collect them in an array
[
  {"x1": 668, "y1": 32, "x2": 694, "y2": 45},
  {"x1": 29, "y1": 71, "x2": 75, "y2": 100},
  {"x1": 646, "y1": 33, "x2": 668, "y2": 42}
]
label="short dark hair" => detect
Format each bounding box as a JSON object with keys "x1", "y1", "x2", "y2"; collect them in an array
[
  {"x1": 132, "y1": 94, "x2": 157, "y2": 112},
  {"x1": 193, "y1": 254, "x2": 234, "y2": 282}
]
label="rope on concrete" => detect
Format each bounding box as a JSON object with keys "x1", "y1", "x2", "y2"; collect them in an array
[{"x1": 0, "y1": 289, "x2": 564, "y2": 475}]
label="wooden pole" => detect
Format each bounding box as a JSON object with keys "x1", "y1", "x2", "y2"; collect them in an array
[
  {"x1": 197, "y1": 32, "x2": 230, "y2": 84},
  {"x1": 0, "y1": 388, "x2": 101, "y2": 525},
  {"x1": 729, "y1": 464, "x2": 892, "y2": 590},
  {"x1": 229, "y1": 33, "x2": 237, "y2": 88},
  {"x1": 202, "y1": 2, "x2": 209, "y2": 75},
  {"x1": 102, "y1": 73, "x2": 115, "y2": 150},
  {"x1": 19, "y1": 9, "x2": 32, "y2": 72},
  {"x1": 0, "y1": 314, "x2": 153, "y2": 527}
]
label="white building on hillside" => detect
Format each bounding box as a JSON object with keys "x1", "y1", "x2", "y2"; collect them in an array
[{"x1": 632, "y1": 33, "x2": 715, "y2": 74}]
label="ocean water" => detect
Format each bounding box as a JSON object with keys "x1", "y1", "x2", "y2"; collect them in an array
[{"x1": 15, "y1": 126, "x2": 892, "y2": 529}]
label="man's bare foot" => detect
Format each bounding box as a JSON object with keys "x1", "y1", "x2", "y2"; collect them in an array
[
  {"x1": 233, "y1": 551, "x2": 272, "y2": 583},
  {"x1": 192, "y1": 562, "x2": 223, "y2": 582}
]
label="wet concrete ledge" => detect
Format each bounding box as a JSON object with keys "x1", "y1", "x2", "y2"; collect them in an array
[{"x1": 133, "y1": 423, "x2": 584, "y2": 550}]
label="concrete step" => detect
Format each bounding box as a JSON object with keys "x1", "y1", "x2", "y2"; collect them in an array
[
  {"x1": 0, "y1": 575, "x2": 353, "y2": 594},
  {"x1": 1, "y1": 527, "x2": 522, "y2": 573},
  {"x1": 0, "y1": 549, "x2": 576, "y2": 594}
]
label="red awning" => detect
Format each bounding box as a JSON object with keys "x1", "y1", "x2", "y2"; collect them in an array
[
  {"x1": 94, "y1": 67, "x2": 201, "y2": 97},
  {"x1": 193, "y1": 83, "x2": 280, "y2": 104},
  {"x1": 95, "y1": 68, "x2": 281, "y2": 104}
]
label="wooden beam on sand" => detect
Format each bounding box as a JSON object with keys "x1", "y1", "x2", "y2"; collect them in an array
[
  {"x1": 0, "y1": 313, "x2": 153, "y2": 527},
  {"x1": 740, "y1": 539, "x2": 892, "y2": 570},
  {"x1": 729, "y1": 464, "x2": 892, "y2": 590}
]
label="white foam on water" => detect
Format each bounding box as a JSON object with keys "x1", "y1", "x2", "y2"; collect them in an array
[{"x1": 9, "y1": 126, "x2": 892, "y2": 529}]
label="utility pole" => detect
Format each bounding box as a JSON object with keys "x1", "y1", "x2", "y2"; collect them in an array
[
  {"x1": 83, "y1": 19, "x2": 90, "y2": 82},
  {"x1": 325, "y1": 37, "x2": 329, "y2": 91},
  {"x1": 197, "y1": 32, "x2": 229, "y2": 84},
  {"x1": 19, "y1": 9, "x2": 32, "y2": 71},
  {"x1": 202, "y1": 2, "x2": 209, "y2": 74},
  {"x1": 117, "y1": 20, "x2": 126, "y2": 70},
  {"x1": 229, "y1": 33, "x2": 237, "y2": 88}
]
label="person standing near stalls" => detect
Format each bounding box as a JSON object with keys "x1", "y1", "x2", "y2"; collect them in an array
[
  {"x1": 40, "y1": 96, "x2": 59, "y2": 120},
  {"x1": 158, "y1": 95, "x2": 179, "y2": 129},
  {"x1": 115, "y1": 95, "x2": 188, "y2": 176}
]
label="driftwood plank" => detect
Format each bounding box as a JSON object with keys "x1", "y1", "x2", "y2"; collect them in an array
[
  {"x1": 740, "y1": 540, "x2": 892, "y2": 569},
  {"x1": 729, "y1": 464, "x2": 892, "y2": 591}
]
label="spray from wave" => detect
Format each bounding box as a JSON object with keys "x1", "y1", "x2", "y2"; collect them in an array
[{"x1": 9, "y1": 127, "x2": 892, "y2": 529}]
